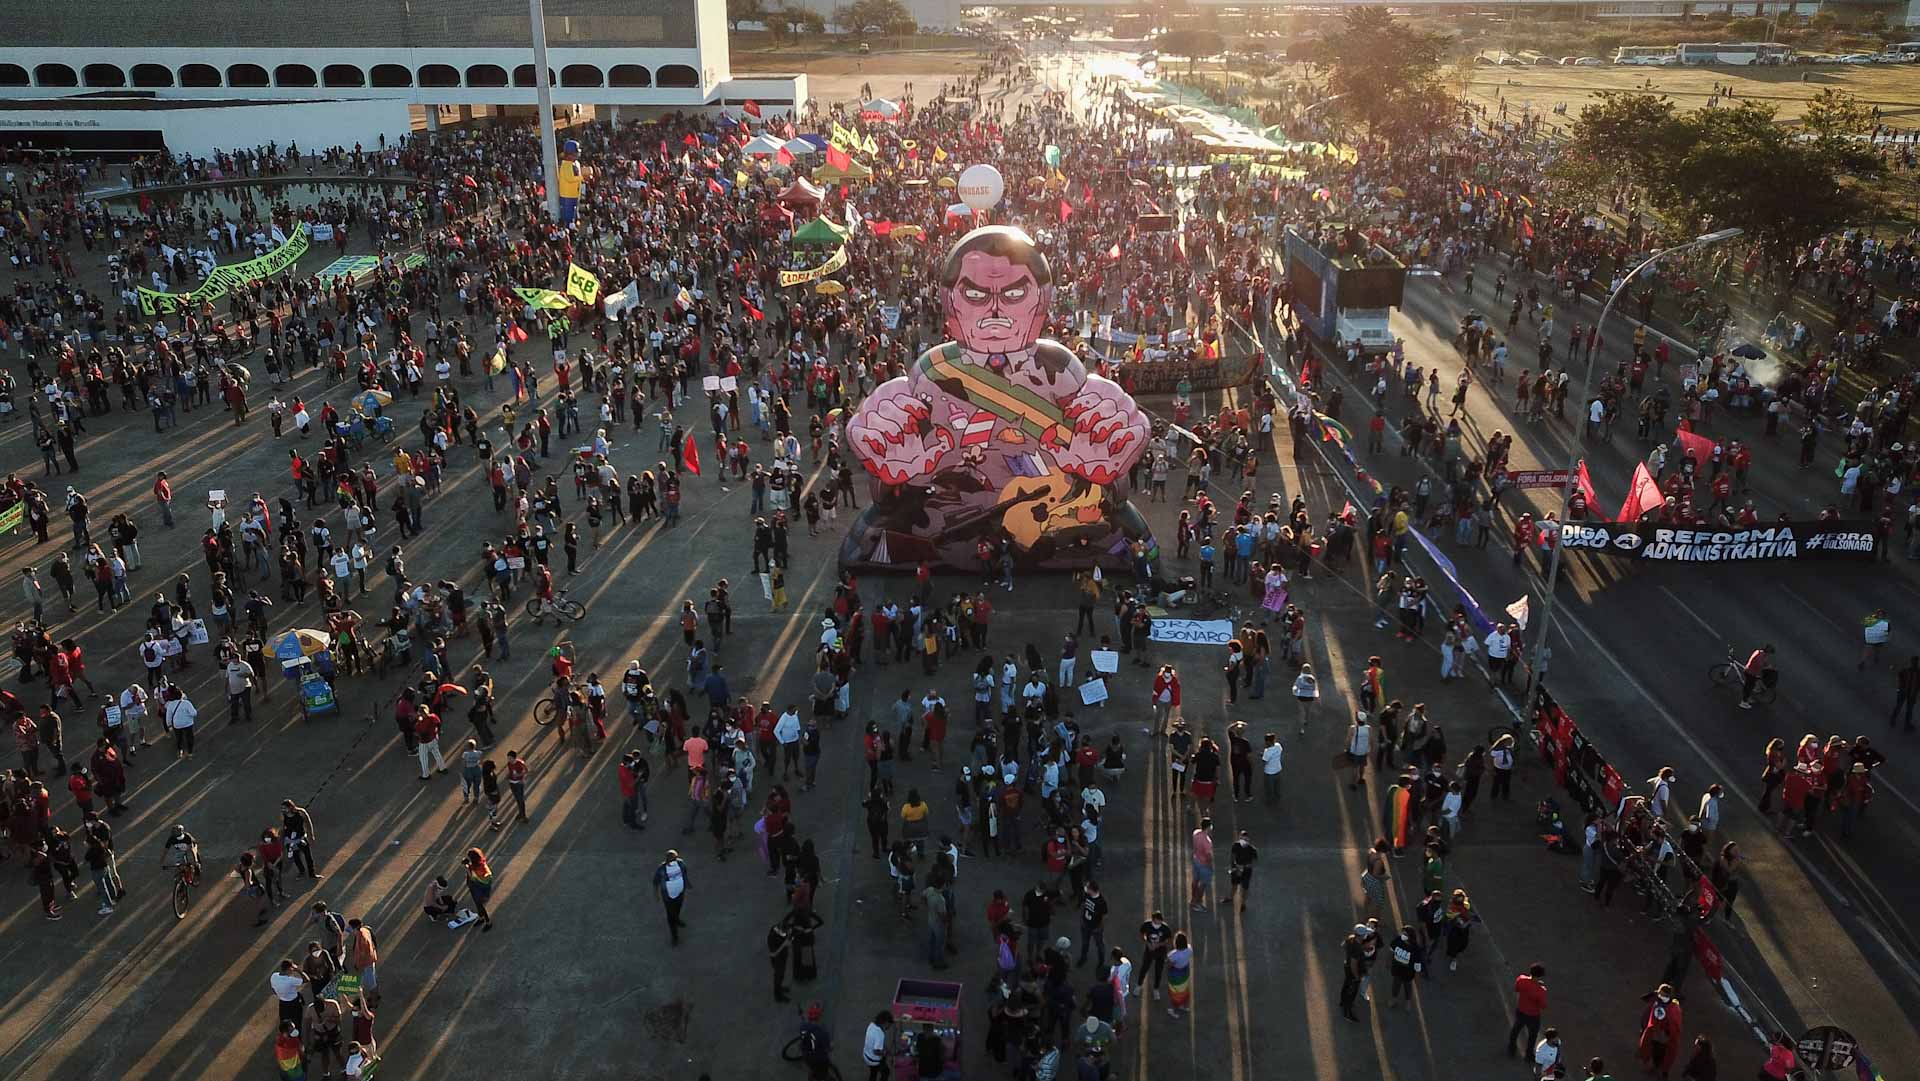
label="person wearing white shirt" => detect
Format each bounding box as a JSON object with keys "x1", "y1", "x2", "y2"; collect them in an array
[
  {"x1": 269, "y1": 960, "x2": 308, "y2": 1028},
  {"x1": 862, "y1": 1011, "x2": 894, "y2": 1073},
  {"x1": 1440, "y1": 783, "x2": 1464, "y2": 838},
  {"x1": 1260, "y1": 734, "x2": 1284, "y2": 805},
  {"x1": 1646, "y1": 767, "x2": 1676, "y2": 819},
  {"x1": 1533, "y1": 1029, "x2": 1563, "y2": 1080},
  {"x1": 1484, "y1": 625, "x2": 1514, "y2": 687},
  {"x1": 774, "y1": 708, "x2": 802, "y2": 778},
  {"x1": 1695, "y1": 783, "x2": 1723, "y2": 846}
]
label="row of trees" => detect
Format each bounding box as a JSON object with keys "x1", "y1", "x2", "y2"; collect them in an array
[
  {"x1": 1291, "y1": 7, "x2": 1885, "y2": 280},
  {"x1": 1550, "y1": 88, "x2": 1881, "y2": 279},
  {"x1": 726, "y1": 0, "x2": 914, "y2": 39}
]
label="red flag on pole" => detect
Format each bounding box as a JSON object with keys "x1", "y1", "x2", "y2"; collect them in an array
[
  {"x1": 1058, "y1": 198, "x2": 1073, "y2": 222},
  {"x1": 776, "y1": 146, "x2": 794, "y2": 166},
  {"x1": 743, "y1": 99, "x2": 762, "y2": 118},
  {"x1": 707, "y1": 177, "x2": 725, "y2": 195},
  {"x1": 682, "y1": 133, "x2": 699, "y2": 147},
  {"x1": 742, "y1": 299, "x2": 764, "y2": 322},
  {"x1": 635, "y1": 161, "x2": 649, "y2": 179},
  {"x1": 826, "y1": 145, "x2": 852, "y2": 171},
  {"x1": 1616, "y1": 462, "x2": 1665, "y2": 523},
  {"x1": 1576, "y1": 460, "x2": 1600, "y2": 514},
  {"x1": 1675, "y1": 424, "x2": 1718, "y2": 466},
  {"x1": 682, "y1": 434, "x2": 702, "y2": 476}
]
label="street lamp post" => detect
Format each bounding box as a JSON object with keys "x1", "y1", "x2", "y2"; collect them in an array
[
  {"x1": 1521, "y1": 227, "x2": 1744, "y2": 714},
  {"x1": 529, "y1": 0, "x2": 561, "y2": 221}
]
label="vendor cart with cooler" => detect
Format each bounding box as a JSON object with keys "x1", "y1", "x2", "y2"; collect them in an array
[{"x1": 891, "y1": 978, "x2": 962, "y2": 1081}]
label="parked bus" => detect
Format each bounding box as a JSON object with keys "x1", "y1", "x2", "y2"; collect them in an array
[
  {"x1": 1890, "y1": 41, "x2": 1920, "y2": 58},
  {"x1": 1613, "y1": 45, "x2": 1678, "y2": 65},
  {"x1": 1677, "y1": 42, "x2": 1793, "y2": 65}
]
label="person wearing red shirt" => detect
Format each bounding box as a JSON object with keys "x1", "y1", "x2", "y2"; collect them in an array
[
  {"x1": 1151, "y1": 665, "x2": 1181, "y2": 733},
  {"x1": 153, "y1": 471, "x2": 175, "y2": 528},
  {"x1": 413, "y1": 709, "x2": 448, "y2": 779},
  {"x1": 971, "y1": 594, "x2": 993, "y2": 650},
  {"x1": 1507, "y1": 964, "x2": 1548, "y2": 1056}
]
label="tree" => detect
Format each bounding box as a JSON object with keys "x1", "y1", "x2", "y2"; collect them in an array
[
  {"x1": 766, "y1": 5, "x2": 824, "y2": 41},
  {"x1": 838, "y1": 0, "x2": 915, "y2": 35},
  {"x1": 1801, "y1": 88, "x2": 1874, "y2": 143},
  {"x1": 726, "y1": 0, "x2": 766, "y2": 33},
  {"x1": 1155, "y1": 28, "x2": 1227, "y2": 82},
  {"x1": 1307, "y1": 7, "x2": 1447, "y2": 139},
  {"x1": 1549, "y1": 92, "x2": 1686, "y2": 207},
  {"x1": 1665, "y1": 103, "x2": 1880, "y2": 280}
]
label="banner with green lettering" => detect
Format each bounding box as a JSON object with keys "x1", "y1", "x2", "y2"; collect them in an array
[{"x1": 138, "y1": 223, "x2": 312, "y2": 316}]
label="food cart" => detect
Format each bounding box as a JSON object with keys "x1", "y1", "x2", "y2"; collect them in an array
[{"x1": 890, "y1": 978, "x2": 962, "y2": 1081}]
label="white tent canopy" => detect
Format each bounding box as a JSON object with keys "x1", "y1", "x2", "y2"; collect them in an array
[
  {"x1": 783, "y1": 137, "x2": 820, "y2": 157},
  {"x1": 861, "y1": 98, "x2": 902, "y2": 118},
  {"x1": 742, "y1": 133, "x2": 786, "y2": 157}
]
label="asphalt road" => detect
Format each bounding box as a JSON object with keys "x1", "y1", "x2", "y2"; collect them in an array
[{"x1": 1275, "y1": 251, "x2": 1920, "y2": 1063}]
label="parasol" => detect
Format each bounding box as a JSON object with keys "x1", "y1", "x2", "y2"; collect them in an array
[
  {"x1": 271, "y1": 628, "x2": 332, "y2": 669},
  {"x1": 815, "y1": 281, "x2": 846, "y2": 295},
  {"x1": 354, "y1": 389, "x2": 394, "y2": 411}
]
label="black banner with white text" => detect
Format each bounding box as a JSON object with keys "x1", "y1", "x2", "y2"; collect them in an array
[{"x1": 1554, "y1": 521, "x2": 1879, "y2": 563}]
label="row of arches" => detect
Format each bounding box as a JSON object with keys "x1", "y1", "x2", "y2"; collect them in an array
[{"x1": 0, "y1": 61, "x2": 700, "y2": 91}]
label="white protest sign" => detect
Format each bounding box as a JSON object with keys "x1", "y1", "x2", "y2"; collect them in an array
[
  {"x1": 1090, "y1": 650, "x2": 1119, "y2": 674},
  {"x1": 1078, "y1": 679, "x2": 1109, "y2": 706},
  {"x1": 702, "y1": 375, "x2": 722, "y2": 392},
  {"x1": 1148, "y1": 618, "x2": 1234, "y2": 646}
]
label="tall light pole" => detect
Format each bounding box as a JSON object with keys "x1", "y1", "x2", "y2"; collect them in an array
[
  {"x1": 1522, "y1": 227, "x2": 1744, "y2": 712},
  {"x1": 530, "y1": 0, "x2": 561, "y2": 220}
]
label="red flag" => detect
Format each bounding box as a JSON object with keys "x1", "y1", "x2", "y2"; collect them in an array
[
  {"x1": 1616, "y1": 462, "x2": 1665, "y2": 523},
  {"x1": 1082, "y1": 182, "x2": 1095, "y2": 207},
  {"x1": 658, "y1": 140, "x2": 668, "y2": 156},
  {"x1": 870, "y1": 220, "x2": 894, "y2": 237},
  {"x1": 635, "y1": 161, "x2": 649, "y2": 179},
  {"x1": 742, "y1": 299, "x2": 764, "y2": 322},
  {"x1": 1058, "y1": 198, "x2": 1073, "y2": 222},
  {"x1": 780, "y1": 121, "x2": 795, "y2": 139},
  {"x1": 1675, "y1": 425, "x2": 1717, "y2": 466},
  {"x1": 776, "y1": 146, "x2": 794, "y2": 166},
  {"x1": 1520, "y1": 216, "x2": 1535, "y2": 240},
  {"x1": 826, "y1": 145, "x2": 852, "y2": 171},
  {"x1": 1576, "y1": 460, "x2": 1600, "y2": 514},
  {"x1": 707, "y1": 177, "x2": 725, "y2": 195},
  {"x1": 682, "y1": 434, "x2": 702, "y2": 475},
  {"x1": 743, "y1": 99, "x2": 762, "y2": 118},
  {"x1": 682, "y1": 133, "x2": 699, "y2": 147}
]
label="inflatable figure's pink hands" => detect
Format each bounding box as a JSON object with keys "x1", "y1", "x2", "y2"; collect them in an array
[
  {"x1": 1050, "y1": 383, "x2": 1149, "y2": 486},
  {"x1": 847, "y1": 387, "x2": 956, "y2": 486}
]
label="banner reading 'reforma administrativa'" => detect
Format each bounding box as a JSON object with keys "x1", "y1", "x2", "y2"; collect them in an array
[{"x1": 1554, "y1": 520, "x2": 1878, "y2": 563}]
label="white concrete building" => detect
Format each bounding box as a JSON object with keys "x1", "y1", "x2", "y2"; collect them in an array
[{"x1": 0, "y1": 0, "x2": 805, "y2": 157}]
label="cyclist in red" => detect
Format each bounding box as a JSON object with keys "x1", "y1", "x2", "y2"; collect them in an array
[
  {"x1": 1739, "y1": 645, "x2": 1775, "y2": 710},
  {"x1": 534, "y1": 564, "x2": 555, "y2": 607}
]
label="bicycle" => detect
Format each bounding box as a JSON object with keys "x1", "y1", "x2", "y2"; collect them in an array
[
  {"x1": 168, "y1": 858, "x2": 201, "y2": 919},
  {"x1": 780, "y1": 1005, "x2": 843, "y2": 1081},
  {"x1": 1708, "y1": 647, "x2": 1776, "y2": 705},
  {"x1": 525, "y1": 589, "x2": 585, "y2": 624}
]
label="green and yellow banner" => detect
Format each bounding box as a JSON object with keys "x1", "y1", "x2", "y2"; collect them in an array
[
  {"x1": 514, "y1": 287, "x2": 573, "y2": 310},
  {"x1": 565, "y1": 262, "x2": 601, "y2": 305},
  {"x1": 778, "y1": 246, "x2": 848, "y2": 287},
  {"x1": 137, "y1": 224, "x2": 311, "y2": 316}
]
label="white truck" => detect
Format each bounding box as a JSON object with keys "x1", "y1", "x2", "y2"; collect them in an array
[{"x1": 1336, "y1": 308, "x2": 1395, "y2": 357}]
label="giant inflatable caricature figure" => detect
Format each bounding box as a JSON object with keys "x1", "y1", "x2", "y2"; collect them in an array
[{"x1": 842, "y1": 225, "x2": 1156, "y2": 570}]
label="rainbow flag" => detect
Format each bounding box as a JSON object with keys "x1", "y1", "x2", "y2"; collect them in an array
[
  {"x1": 276, "y1": 1035, "x2": 307, "y2": 1080},
  {"x1": 1316, "y1": 413, "x2": 1352, "y2": 446},
  {"x1": 1856, "y1": 1051, "x2": 1887, "y2": 1081}
]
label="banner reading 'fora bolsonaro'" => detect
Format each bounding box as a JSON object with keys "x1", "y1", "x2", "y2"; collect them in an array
[{"x1": 1554, "y1": 520, "x2": 1879, "y2": 563}]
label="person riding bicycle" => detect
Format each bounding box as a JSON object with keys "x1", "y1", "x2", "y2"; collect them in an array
[
  {"x1": 797, "y1": 1003, "x2": 834, "y2": 1080},
  {"x1": 1739, "y1": 644, "x2": 1776, "y2": 710},
  {"x1": 161, "y1": 824, "x2": 202, "y2": 883}
]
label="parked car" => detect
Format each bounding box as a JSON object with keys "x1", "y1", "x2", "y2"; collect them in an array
[
  {"x1": 1574, "y1": 56, "x2": 1603, "y2": 66},
  {"x1": 1837, "y1": 53, "x2": 1877, "y2": 64}
]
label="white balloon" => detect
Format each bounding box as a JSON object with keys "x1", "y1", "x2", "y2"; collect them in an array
[{"x1": 956, "y1": 163, "x2": 1004, "y2": 213}]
